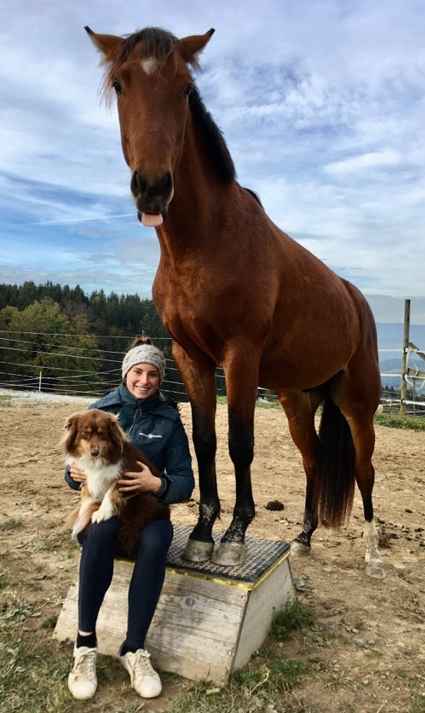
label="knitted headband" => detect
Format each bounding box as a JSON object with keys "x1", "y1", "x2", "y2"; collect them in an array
[{"x1": 121, "y1": 344, "x2": 166, "y2": 384}]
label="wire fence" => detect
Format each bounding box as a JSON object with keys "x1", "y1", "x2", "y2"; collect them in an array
[
  {"x1": 0, "y1": 331, "x2": 224, "y2": 402},
  {"x1": 0, "y1": 330, "x2": 424, "y2": 414}
]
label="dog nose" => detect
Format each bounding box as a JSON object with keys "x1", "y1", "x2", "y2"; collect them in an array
[{"x1": 90, "y1": 447, "x2": 100, "y2": 457}]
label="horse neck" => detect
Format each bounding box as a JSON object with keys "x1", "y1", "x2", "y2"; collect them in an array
[{"x1": 156, "y1": 117, "x2": 236, "y2": 262}]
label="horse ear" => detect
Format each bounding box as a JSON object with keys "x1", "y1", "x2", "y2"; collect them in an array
[
  {"x1": 84, "y1": 26, "x2": 123, "y2": 62},
  {"x1": 178, "y1": 29, "x2": 215, "y2": 68}
]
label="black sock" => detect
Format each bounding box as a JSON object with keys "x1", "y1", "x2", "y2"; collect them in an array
[
  {"x1": 76, "y1": 632, "x2": 97, "y2": 649},
  {"x1": 119, "y1": 642, "x2": 141, "y2": 656}
]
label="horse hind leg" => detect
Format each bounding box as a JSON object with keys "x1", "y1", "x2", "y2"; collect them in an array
[
  {"x1": 279, "y1": 392, "x2": 321, "y2": 558},
  {"x1": 349, "y1": 422, "x2": 385, "y2": 579},
  {"x1": 355, "y1": 437, "x2": 385, "y2": 579},
  {"x1": 291, "y1": 476, "x2": 318, "y2": 558},
  {"x1": 363, "y1": 502, "x2": 385, "y2": 579}
]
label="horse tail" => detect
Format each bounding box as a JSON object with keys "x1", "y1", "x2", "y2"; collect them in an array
[{"x1": 314, "y1": 396, "x2": 356, "y2": 529}]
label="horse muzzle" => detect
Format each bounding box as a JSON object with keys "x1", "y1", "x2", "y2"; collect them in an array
[{"x1": 131, "y1": 169, "x2": 173, "y2": 225}]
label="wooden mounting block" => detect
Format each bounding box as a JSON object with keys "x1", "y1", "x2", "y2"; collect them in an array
[{"x1": 54, "y1": 525, "x2": 296, "y2": 683}]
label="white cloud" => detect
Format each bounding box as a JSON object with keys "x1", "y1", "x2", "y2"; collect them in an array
[
  {"x1": 0, "y1": 0, "x2": 424, "y2": 322},
  {"x1": 325, "y1": 149, "x2": 403, "y2": 175}
]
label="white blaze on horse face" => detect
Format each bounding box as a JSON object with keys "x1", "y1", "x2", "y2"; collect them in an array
[{"x1": 140, "y1": 57, "x2": 159, "y2": 75}]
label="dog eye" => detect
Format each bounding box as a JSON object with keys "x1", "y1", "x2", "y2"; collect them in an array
[{"x1": 81, "y1": 431, "x2": 90, "y2": 439}]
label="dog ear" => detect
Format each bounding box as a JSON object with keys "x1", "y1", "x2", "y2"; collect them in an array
[
  {"x1": 61, "y1": 413, "x2": 80, "y2": 453},
  {"x1": 108, "y1": 416, "x2": 126, "y2": 458}
]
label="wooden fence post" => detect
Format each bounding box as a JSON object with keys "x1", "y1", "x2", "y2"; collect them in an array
[{"x1": 400, "y1": 299, "x2": 410, "y2": 416}]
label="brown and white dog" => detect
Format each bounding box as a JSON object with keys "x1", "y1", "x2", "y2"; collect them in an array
[{"x1": 63, "y1": 409, "x2": 170, "y2": 555}]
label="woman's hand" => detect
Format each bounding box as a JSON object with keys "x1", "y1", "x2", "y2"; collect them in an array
[
  {"x1": 118, "y1": 461, "x2": 162, "y2": 494},
  {"x1": 69, "y1": 463, "x2": 87, "y2": 484}
]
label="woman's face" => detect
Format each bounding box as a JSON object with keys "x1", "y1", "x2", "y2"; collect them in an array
[{"x1": 125, "y1": 363, "x2": 160, "y2": 399}]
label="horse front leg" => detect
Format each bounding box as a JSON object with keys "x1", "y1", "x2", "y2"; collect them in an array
[
  {"x1": 212, "y1": 360, "x2": 257, "y2": 566},
  {"x1": 183, "y1": 400, "x2": 220, "y2": 562},
  {"x1": 172, "y1": 344, "x2": 220, "y2": 563}
]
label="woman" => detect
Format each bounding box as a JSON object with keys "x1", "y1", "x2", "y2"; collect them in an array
[{"x1": 65, "y1": 337, "x2": 194, "y2": 700}]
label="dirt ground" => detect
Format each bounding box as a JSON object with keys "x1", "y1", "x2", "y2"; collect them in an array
[{"x1": 1, "y1": 397, "x2": 425, "y2": 712}]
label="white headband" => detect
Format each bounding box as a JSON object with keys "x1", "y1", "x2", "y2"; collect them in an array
[{"x1": 121, "y1": 344, "x2": 166, "y2": 384}]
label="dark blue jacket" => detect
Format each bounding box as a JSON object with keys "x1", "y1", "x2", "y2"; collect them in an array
[{"x1": 64, "y1": 383, "x2": 194, "y2": 505}]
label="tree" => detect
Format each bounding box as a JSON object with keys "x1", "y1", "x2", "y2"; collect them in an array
[{"x1": 0, "y1": 298, "x2": 99, "y2": 393}]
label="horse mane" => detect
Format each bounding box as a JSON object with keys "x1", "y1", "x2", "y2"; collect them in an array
[
  {"x1": 102, "y1": 27, "x2": 236, "y2": 184},
  {"x1": 189, "y1": 85, "x2": 236, "y2": 183},
  {"x1": 243, "y1": 187, "x2": 263, "y2": 207}
]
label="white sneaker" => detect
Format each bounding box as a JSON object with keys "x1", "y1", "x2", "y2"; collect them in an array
[
  {"x1": 68, "y1": 645, "x2": 97, "y2": 700},
  {"x1": 119, "y1": 648, "x2": 162, "y2": 698}
]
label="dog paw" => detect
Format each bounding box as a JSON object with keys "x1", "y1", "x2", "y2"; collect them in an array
[
  {"x1": 91, "y1": 504, "x2": 114, "y2": 523},
  {"x1": 91, "y1": 510, "x2": 106, "y2": 524}
]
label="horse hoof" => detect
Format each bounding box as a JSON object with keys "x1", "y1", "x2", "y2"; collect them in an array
[
  {"x1": 291, "y1": 540, "x2": 311, "y2": 557},
  {"x1": 211, "y1": 541, "x2": 248, "y2": 566},
  {"x1": 365, "y1": 561, "x2": 386, "y2": 579},
  {"x1": 181, "y1": 538, "x2": 214, "y2": 563}
]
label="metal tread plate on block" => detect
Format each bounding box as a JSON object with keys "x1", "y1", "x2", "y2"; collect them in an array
[{"x1": 164, "y1": 523, "x2": 291, "y2": 589}]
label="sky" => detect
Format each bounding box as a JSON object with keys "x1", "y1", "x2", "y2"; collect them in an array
[{"x1": 1, "y1": 0, "x2": 425, "y2": 324}]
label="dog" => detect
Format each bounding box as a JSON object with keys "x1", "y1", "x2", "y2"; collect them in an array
[{"x1": 62, "y1": 409, "x2": 170, "y2": 555}]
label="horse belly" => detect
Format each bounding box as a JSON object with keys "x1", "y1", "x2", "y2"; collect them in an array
[{"x1": 258, "y1": 327, "x2": 357, "y2": 392}]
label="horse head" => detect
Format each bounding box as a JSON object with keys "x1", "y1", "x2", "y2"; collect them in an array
[{"x1": 85, "y1": 26, "x2": 215, "y2": 227}]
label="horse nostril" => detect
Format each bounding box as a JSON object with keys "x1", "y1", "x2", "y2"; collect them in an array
[
  {"x1": 131, "y1": 170, "x2": 172, "y2": 200},
  {"x1": 160, "y1": 171, "x2": 173, "y2": 198},
  {"x1": 131, "y1": 171, "x2": 147, "y2": 197}
]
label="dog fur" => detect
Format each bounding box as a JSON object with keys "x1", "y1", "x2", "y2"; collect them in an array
[{"x1": 62, "y1": 409, "x2": 170, "y2": 555}]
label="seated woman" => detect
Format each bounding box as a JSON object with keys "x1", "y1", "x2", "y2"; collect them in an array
[{"x1": 65, "y1": 336, "x2": 194, "y2": 700}]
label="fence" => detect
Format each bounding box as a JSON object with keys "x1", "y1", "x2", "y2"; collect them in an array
[
  {"x1": 0, "y1": 327, "x2": 424, "y2": 414},
  {"x1": 0, "y1": 331, "x2": 224, "y2": 402}
]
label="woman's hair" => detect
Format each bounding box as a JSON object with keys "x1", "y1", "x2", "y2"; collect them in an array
[{"x1": 127, "y1": 335, "x2": 154, "y2": 350}]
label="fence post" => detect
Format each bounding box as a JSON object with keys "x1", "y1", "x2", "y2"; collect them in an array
[
  {"x1": 39, "y1": 370, "x2": 42, "y2": 392},
  {"x1": 400, "y1": 299, "x2": 410, "y2": 416}
]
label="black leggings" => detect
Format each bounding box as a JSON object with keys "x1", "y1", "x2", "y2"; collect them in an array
[{"x1": 77, "y1": 517, "x2": 173, "y2": 649}]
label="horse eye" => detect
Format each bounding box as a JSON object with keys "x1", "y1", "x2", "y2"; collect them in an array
[
  {"x1": 183, "y1": 84, "x2": 193, "y2": 98},
  {"x1": 111, "y1": 80, "x2": 122, "y2": 95}
]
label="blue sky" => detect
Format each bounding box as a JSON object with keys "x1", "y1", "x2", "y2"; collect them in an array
[{"x1": 1, "y1": 0, "x2": 425, "y2": 323}]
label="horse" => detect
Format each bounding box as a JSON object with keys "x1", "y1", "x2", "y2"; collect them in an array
[{"x1": 85, "y1": 25, "x2": 385, "y2": 579}]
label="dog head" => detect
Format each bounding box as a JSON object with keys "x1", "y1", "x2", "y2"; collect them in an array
[{"x1": 62, "y1": 409, "x2": 126, "y2": 464}]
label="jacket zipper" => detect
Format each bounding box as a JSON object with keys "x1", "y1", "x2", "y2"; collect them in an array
[{"x1": 128, "y1": 400, "x2": 143, "y2": 437}]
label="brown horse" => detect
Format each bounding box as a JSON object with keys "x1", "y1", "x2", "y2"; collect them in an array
[{"x1": 85, "y1": 26, "x2": 385, "y2": 579}]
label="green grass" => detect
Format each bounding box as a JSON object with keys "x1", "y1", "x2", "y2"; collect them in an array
[
  {"x1": 395, "y1": 671, "x2": 425, "y2": 713},
  {"x1": 374, "y1": 412, "x2": 425, "y2": 430},
  {"x1": 165, "y1": 600, "x2": 314, "y2": 713},
  {"x1": 0, "y1": 518, "x2": 23, "y2": 531},
  {"x1": 219, "y1": 396, "x2": 425, "y2": 429},
  {"x1": 270, "y1": 599, "x2": 316, "y2": 642},
  {"x1": 0, "y1": 600, "x2": 315, "y2": 713}
]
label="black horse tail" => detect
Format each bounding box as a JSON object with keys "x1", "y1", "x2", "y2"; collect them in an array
[{"x1": 314, "y1": 396, "x2": 356, "y2": 529}]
